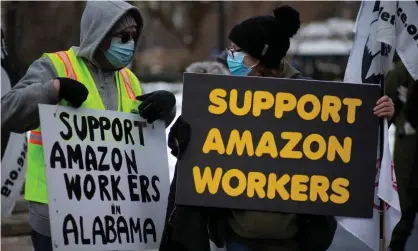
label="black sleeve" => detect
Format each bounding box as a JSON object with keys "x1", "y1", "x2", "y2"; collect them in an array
[
  {"x1": 404, "y1": 82, "x2": 418, "y2": 129},
  {"x1": 159, "y1": 164, "x2": 211, "y2": 251}
]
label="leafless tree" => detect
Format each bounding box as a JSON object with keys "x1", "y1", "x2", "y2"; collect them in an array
[
  {"x1": 2, "y1": 1, "x2": 84, "y2": 78},
  {"x1": 139, "y1": 1, "x2": 213, "y2": 52}
]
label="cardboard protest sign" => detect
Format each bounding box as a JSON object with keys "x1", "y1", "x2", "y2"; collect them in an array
[
  {"x1": 176, "y1": 73, "x2": 380, "y2": 218},
  {"x1": 39, "y1": 104, "x2": 170, "y2": 251}
]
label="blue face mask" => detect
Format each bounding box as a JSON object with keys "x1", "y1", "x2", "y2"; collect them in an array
[
  {"x1": 104, "y1": 37, "x2": 135, "y2": 68},
  {"x1": 227, "y1": 51, "x2": 259, "y2": 76},
  {"x1": 227, "y1": 51, "x2": 251, "y2": 76}
]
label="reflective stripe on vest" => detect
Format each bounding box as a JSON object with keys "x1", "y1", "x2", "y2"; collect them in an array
[
  {"x1": 29, "y1": 130, "x2": 42, "y2": 145},
  {"x1": 24, "y1": 47, "x2": 142, "y2": 204},
  {"x1": 55, "y1": 51, "x2": 78, "y2": 80},
  {"x1": 120, "y1": 68, "x2": 135, "y2": 100}
]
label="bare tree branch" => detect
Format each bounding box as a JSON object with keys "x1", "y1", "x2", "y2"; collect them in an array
[{"x1": 141, "y1": 1, "x2": 212, "y2": 51}]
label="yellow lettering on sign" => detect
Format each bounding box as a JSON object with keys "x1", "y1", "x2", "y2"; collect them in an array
[
  {"x1": 303, "y1": 134, "x2": 326, "y2": 160},
  {"x1": 202, "y1": 128, "x2": 225, "y2": 154},
  {"x1": 208, "y1": 88, "x2": 227, "y2": 115},
  {"x1": 267, "y1": 173, "x2": 291, "y2": 200},
  {"x1": 252, "y1": 91, "x2": 275, "y2": 117},
  {"x1": 222, "y1": 169, "x2": 247, "y2": 197},
  {"x1": 207, "y1": 89, "x2": 362, "y2": 124},
  {"x1": 280, "y1": 132, "x2": 303, "y2": 159},
  {"x1": 191, "y1": 166, "x2": 351, "y2": 205},
  {"x1": 275, "y1": 92, "x2": 297, "y2": 119},
  {"x1": 291, "y1": 175, "x2": 309, "y2": 201},
  {"x1": 297, "y1": 94, "x2": 321, "y2": 121},
  {"x1": 343, "y1": 98, "x2": 362, "y2": 124},
  {"x1": 202, "y1": 129, "x2": 351, "y2": 163},
  {"x1": 255, "y1": 131, "x2": 278, "y2": 158},
  {"x1": 192, "y1": 166, "x2": 223, "y2": 194},
  {"x1": 310, "y1": 175, "x2": 330, "y2": 202},
  {"x1": 247, "y1": 172, "x2": 267, "y2": 198},
  {"x1": 226, "y1": 130, "x2": 254, "y2": 156},
  {"x1": 330, "y1": 178, "x2": 350, "y2": 204},
  {"x1": 229, "y1": 89, "x2": 252, "y2": 116},
  {"x1": 321, "y1": 95, "x2": 342, "y2": 123},
  {"x1": 327, "y1": 136, "x2": 352, "y2": 163}
]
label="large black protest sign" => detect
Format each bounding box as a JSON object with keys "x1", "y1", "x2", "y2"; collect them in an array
[
  {"x1": 38, "y1": 104, "x2": 170, "y2": 251},
  {"x1": 176, "y1": 73, "x2": 380, "y2": 218}
]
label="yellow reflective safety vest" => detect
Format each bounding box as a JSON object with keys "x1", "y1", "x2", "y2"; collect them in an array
[{"x1": 25, "y1": 48, "x2": 142, "y2": 204}]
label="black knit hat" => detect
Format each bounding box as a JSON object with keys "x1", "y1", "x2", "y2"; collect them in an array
[{"x1": 228, "y1": 6, "x2": 300, "y2": 69}]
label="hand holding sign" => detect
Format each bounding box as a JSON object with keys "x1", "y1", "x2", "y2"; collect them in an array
[
  {"x1": 57, "y1": 78, "x2": 89, "y2": 108},
  {"x1": 137, "y1": 90, "x2": 176, "y2": 123},
  {"x1": 168, "y1": 116, "x2": 191, "y2": 157},
  {"x1": 373, "y1": 95, "x2": 395, "y2": 119}
]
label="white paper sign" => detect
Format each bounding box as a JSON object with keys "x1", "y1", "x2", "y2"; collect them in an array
[
  {"x1": 39, "y1": 104, "x2": 170, "y2": 251},
  {"x1": 1, "y1": 30, "x2": 28, "y2": 218},
  {"x1": 1, "y1": 132, "x2": 28, "y2": 218}
]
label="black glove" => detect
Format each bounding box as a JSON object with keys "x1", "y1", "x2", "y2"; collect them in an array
[
  {"x1": 168, "y1": 116, "x2": 191, "y2": 157},
  {"x1": 57, "y1": 78, "x2": 89, "y2": 108},
  {"x1": 136, "y1": 90, "x2": 176, "y2": 124}
]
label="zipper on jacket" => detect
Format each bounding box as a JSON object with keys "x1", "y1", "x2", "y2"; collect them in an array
[{"x1": 168, "y1": 205, "x2": 177, "y2": 225}]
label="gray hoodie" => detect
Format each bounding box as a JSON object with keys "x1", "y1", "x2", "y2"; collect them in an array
[{"x1": 1, "y1": 1, "x2": 174, "y2": 236}]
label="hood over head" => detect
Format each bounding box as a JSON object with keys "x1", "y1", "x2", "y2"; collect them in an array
[{"x1": 77, "y1": 1, "x2": 143, "y2": 63}]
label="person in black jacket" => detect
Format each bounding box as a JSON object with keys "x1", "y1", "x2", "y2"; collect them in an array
[
  {"x1": 161, "y1": 5, "x2": 395, "y2": 251},
  {"x1": 390, "y1": 81, "x2": 418, "y2": 251}
]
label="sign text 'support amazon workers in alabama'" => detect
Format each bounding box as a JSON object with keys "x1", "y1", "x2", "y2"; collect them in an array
[{"x1": 39, "y1": 104, "x2": 170, "y2": 251}]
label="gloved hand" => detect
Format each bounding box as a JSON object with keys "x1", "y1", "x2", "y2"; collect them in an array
[
  {"x1": 136, "y1": 90, "x2": 176, "y2": 124},
  {"x1": 168, "y1": 116, "x2": 191, "y2": 157},
  {"x1": 57, "y1": 78, "x2": 89, "y2": 108}
]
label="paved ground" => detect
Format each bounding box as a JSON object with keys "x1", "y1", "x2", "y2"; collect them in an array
[{"x1": 2, "y1": 217, "x2": 417, "y2": 251}]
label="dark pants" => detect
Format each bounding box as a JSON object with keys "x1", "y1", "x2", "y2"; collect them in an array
[
  {"x1": 390, "y1": 135, "x2": 418, "y2": 251},
  {"x1": 226, "y1": 242, "x2": 250, "y2": 251},
  {"x1": 389, "y1": 210, "x2": 416, "y2": 251},
  {"x1": 31, "y1": 230, "x2": 53, "y2": 251}
]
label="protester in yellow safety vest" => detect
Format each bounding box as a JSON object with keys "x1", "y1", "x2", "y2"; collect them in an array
[{"x1": 0, "y1": 1, "x2": 176, "y2": 251}]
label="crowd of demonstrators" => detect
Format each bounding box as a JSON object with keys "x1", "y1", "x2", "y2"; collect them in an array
[
  {"x1": 162, "y1": 5, "x2": 395, "y2": 251},
  {"x1": 1, "y1": 1, "x2": 408, "y2": 251},
  {"x1": 1, "y1": 1, "x2": 176, "y2": 250},
  {"x1": 386, "y1": 59, "x2": 417, "y2": 251}
]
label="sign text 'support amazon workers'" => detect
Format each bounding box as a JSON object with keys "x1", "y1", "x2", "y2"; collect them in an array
[{"x1": 176, "y1": 73, "x2": 380, "y2": 218}]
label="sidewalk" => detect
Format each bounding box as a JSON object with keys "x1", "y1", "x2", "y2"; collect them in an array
[{"x1": 1, "y1": 236, "x2": 32, "y2": 251}]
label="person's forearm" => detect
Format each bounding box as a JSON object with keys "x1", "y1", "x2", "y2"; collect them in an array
[
  {"x1": 1, "y1": 80, "x2": 59, "y2": 133},
  {"x1": 1, "y1": 57, "x2": 59, "y2": 133}
]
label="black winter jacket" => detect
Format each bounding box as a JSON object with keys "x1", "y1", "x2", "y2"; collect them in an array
[{"x1": 159, "y1": 75, "x2": 337, "y2": 251}]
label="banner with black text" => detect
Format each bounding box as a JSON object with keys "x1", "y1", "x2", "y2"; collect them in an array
[{"x1": 1, "y1": 28, "x2": 28, "y2": 218}]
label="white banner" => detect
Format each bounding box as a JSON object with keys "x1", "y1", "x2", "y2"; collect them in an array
[
  {"x1": 336, "y1": 1, "x2": 413, "y2": 250},
  {"x1": 1, "y1": 133, "x2": 28, "y2": 217},
  {"x1": 1, "y1": 29, "x2": 28, "y2": 219},
  {"x1": 39, "y1": 104, "x2": 170, "y2": 251}
]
